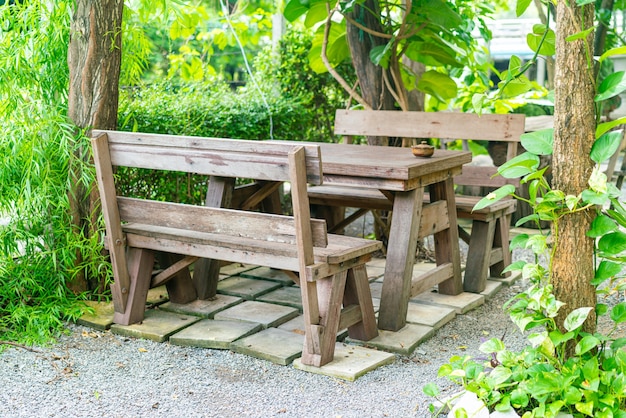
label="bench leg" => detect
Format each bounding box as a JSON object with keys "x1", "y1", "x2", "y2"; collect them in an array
[
  {"x1": 156, "y1": 252, "x2": 197, "y2": 304},
  {"x1": 490, "y1": 213, "x2": 512, "y2": 278},
  {"x1": 113, "y1": 248, "x2": 154, "y2": 325},
  {"x1": 343, "y1": 265, "x2": 378, "y2": 341},
  {"x1": 463, "y1": 220, "x2": 496, "y2": 293},
  {"x1": 301, "y1": 271, "x2": 347, "y2": 367}
]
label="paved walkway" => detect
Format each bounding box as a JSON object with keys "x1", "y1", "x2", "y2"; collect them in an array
[{"x1": 78, "y1": 256, "x2": 519, "y2": 381}]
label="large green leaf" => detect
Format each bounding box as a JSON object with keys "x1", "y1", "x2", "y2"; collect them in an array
[
  {"x1": 593, "y1": 261, "x2": 623, "y2": 285},
  {"x1": 516, "y1": 0, "x2": 532, "y2": 16},
  {"x1": 597, "y1": 116, "x2": 626, "y2": 137},
  {"x1": 520, "y1": 128, "x2": 553, "y2": 155},
  {"x1": 590, "y1": 130, "x2": 623, "y2": 164},
  {"x1": 499, "y1": 75, "x2": 532, "y2": 98},
  {"x1": 595, "y1": 71, "x2": 626, "y2": 102},
  {"x1": 497, "y1": 152, "x2": 540, "y2": 178},
  {"x1": 587, "y1": 214, "x2": 618, "y2": 238},
  {"x1": 370, "y1": 42, "x2": 393, "y2": 68},
  {"x1": 527, "y1": 25, "x2": 555, "y2": 56},
  {"x1": 564, "y1": 307, "x2": 593, "y2": 332},
  {"x1": 611, "y1": 302, "x2": 626, "y2": 323},
  {"x1": 473, "y1": 184, "x2": 516, "y2": 211},
  {"x1": 417, "y1": 70, "x2": 457, "y2": 102},
  {"x1": 283, "y1": 0, "x2": 309, "y2": 22},
  {"x1": 598, "y1": 230, "x2": 626, "y2": 255},
  {"x1": 405, "y1": 42, "x2": 462, "y2": 67},
  {"x1": 304, "y1": 2, "x2": 330, "y2": 28},
  {"x1": 599, "y1": 46, "x2": 626, "y2": 63}
]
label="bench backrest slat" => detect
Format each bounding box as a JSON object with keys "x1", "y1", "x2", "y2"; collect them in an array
[
  {"x1": 117, "y1": 197, "x2": 329, "y2": 247},
  {"x1": 334, "y1": 110, "x2": 525, "y2": 189},
  {"x1": 92, "y1": 130, "x2": 323, "y2": 185}
]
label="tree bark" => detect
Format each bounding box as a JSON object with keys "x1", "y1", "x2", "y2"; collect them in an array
[
  {"x1": 552, "y1": 1, "x2": 597, "y2": 336},
  {"x1": 67, "y1": 0, "x2": 124, "y2": 293},
  {"x1": 345, "y1": 0, "x2": 396, "y2": 146}
]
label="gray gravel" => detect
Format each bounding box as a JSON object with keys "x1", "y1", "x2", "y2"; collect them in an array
[{"x1": 0, "y1": 252, "x2": 536, "y2": 418}]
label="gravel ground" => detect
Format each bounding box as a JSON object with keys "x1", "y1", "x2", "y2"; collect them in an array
[{"x1": 0, "y1": 250, "x2": 539, "y2": 418}]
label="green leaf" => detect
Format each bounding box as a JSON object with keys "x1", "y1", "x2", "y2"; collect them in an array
[
  {"x1": 498, "y1": 152, "x2": 540, "y2": 178},
  {"x1": 520, "y1": 129, "x2": 553, "y2": 155},
  {"x1": 564, "y1": 307, "x2": 593, "y2": 332},
  {"x1": 499, "y1": 75, "x2": 532, "y2": 98},
  {"x1": 527, "y1": 25, "x2": 555, "y2": 56},
  {"x1": 575, "y1": 401, "x2": 594, "y2": 416},
  {"x1": 595, "y1": 71, "x2": 626, "y2": 102},
  {"x1": 581, "y1": 189, "x2": 609, "y2": 206},
  {"x1": 370, "y1": 42, "x2": 393, "y2": 68},
  {"x1": 423, "y1": 382, "x2": 439, "y2": 397},
  {"x1": 516, "y1": 0, "x2": 532, "y2": 16},
  {"x1": 599, "y1": 46, "x2": 626, "y2": 63},
  {"x1": 487, "y1": 366, "x2": 512, "y2": 386},
  {"x1": 597, "y1": 116, "x2": 626, "y2": 137},
  {"x1": 565, "y1": 26, "x2": 594, "y2": 42},
  {"x1": 502, "y1": 260, "x2": 526, "y2": 274},
  {"x1": 593, "y1": 261, "x2": 623, "y2": 285},
  {"x1": 304, "y1": 2, "x2": 330, "y2": 28},
  {"x1": 549, "y1": 330, "x2": 575, "y2": 346},
  {"x1": 611, "y1": 302, "x2": 626, "y2": 323},
  {"x1": 283, "y1": 0, "x2": 310, "y2": 22},
  {"x1": 417, "y1": 71, "x2": 458, "y2": 102},
  {"x1": 510, "y1": 233, "x2": 529, "y2": 250},
  {"x1": 514, "y1": 214, "x2": 540, "y2": 227},
  {"x1": 473, "y1": 185, "x2": 516, "y2": 211},
  {"x1": 576, "y1": 335, "x2": 600, "y2": 355},
  {"x1": 611, "y1": 337, "x2": 626, "y2": 350},
  {"x1": 598, "y1": 231, "x2": 626, "y2": 255},
  {"x1": 590, "y1": 130, "x2": 623, "y2": 164},
  {"x1": 479, "y1": 338, "x2": 505, "y2": 353},
  {"x1": 587, "y1": 214, "x2": 618, "y2": 238}
]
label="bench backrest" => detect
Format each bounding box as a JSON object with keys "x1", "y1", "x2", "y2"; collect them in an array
[
  {"x1": 334, "y1": 110, "x2": 526, "y2": 189},
  {"x1": 92, "y1": 130, "x2": 326, "y2": 286}
]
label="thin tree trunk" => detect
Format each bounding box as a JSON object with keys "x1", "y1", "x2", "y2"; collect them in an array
[
  {"x1": 552, "y1": 1, "x2": 597, "y2": 337},
  {"x1": 345, "y1": 0, "x2": 395, "y2": 146},
  {"x1": 67, "y1": 0, "x2": 124, "y2": 293}
]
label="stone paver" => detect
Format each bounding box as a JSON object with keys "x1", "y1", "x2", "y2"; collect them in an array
[
  {"x1": 76, "y1": 300, "x2": 114, "y2": 330},
  {"x1": 169, "y1": 318, "x2": 261, "y2": 349},
  {"x1": 231, "y1": 327, "x2": 304, "y2": 365},
  {"x1": 256, "y1": 286, "x2": 303, "y2": 312},
  {"x1": 217, "y1": 276, "x2": 283, "y2": 300},
  {"x1": 406, "y1": 301, "x2": 456, "y2": 329},
  {"x1": 110, "y1": 309, "x2": 200, "y2": 343},
  {"x1": 214, "y1": 300, "x2": 299, "y2": 328},
  {"x1": 159, "y1": 295, "x2": 243, "y2": 318},
  {"x1": 411, "y1": 290, "x2": 485, "y2": 314},
  {"x1": 293, "y1": 343, "x2": 395, "y2": 381},
  {"x1": 240, "y1": 266, "x2": 297, "y2": 285},
  {"x1": 480, "y1": 280, "x2": 503, "y2": 299},
  {"x1": 347, "y1": 323, "x2": 435, "y2": 356}
]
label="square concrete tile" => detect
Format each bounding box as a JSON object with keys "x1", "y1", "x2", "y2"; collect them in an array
[
  {"x1": 146, "y1": 286, "x2": 169, "y2": 307},
  {"x1": 369, "y1": 281, "x2": 383, "y2": 299},
  {"x1": 277, "y1": 315, "x2": 348, "y2": 341},
  {"x1": 214, "y1": 301, "x2": 299, "y2": 329},
  {"x1": 347, "y1": 323, "x2": 434, "y2": 356},
  {"x1": 257, "y1": 286, "x2": 302, "y2": 312},
  {"x1": 217, "y1": 276, "x2": 283, "y2": 300},
  {"x1": 489, "y1": 271, "x2": 522, "y2": 286},
  {"x1": 76, "y1": 300, "x2": 114, "y2": 330},
  {"x1": 240, "y1": 267, "x2": 297, "y2": 285},
  {"x1": 110, "y1": 309, "x2": 201, "y2": 343},
  {"x1": 406, "y1": 301, "x2": 456, "y2": 329},
  {"x1": 480, "y1": 280, "x2": 503, "y2": 299},
  {"x1": 219, "y1": 263, "x2": 257, "y2": 276},
  {"x1": 159, "y1": 295, "x2": 243, "y2": 318},
  {"x1": 293, "y1": 343, "x2": 395, "y2": 381},
  {"x1": 231, "y1": 327, "x2": 304, "y2": 365},
  {"x1": 169, "y1": 319, "x2": 262, "y2": 349},
  {"x1": 412, "y1": 290, "x2": 485, "y2": 314}
]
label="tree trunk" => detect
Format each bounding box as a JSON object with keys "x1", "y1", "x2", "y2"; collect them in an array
[
  {"x1": 346, "y1": 0, "x2": 396, "y2": 146},
  {"x1": 552, "y1": 2, "x2": 597, "y2": 336},
  {"x1": 67, "y1": 0, "x2": 124, "y2": 293}
]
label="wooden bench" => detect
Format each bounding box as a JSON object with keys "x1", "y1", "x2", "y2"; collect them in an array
[
  {"x1": 308, "y1": 110, "x2": 526, "y2": 293},
  {"x1": 91, "y1": 130, "x2": 381, "y2": 367}
]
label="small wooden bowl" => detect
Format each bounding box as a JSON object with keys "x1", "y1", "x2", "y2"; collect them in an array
[{"x1": 411, "y1": 141, "x2": 435, "y2": 158}]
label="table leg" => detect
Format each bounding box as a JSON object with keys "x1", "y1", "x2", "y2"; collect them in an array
[
  {"x1": 194, "y1": 176, "x2": 234, "y2": 299},
  {"x1": 378, "y1": 187, "x2": 423, "y2": 331},
  {"x1": 430, "y1": 178, "x2": 463, "y2": 295}
]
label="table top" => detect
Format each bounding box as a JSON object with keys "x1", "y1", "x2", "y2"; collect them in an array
[{"x1": 318, "y1": 143, "x2": 472, "y2": 190}]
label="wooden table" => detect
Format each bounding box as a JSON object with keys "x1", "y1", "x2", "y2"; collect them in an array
[
  {"x1": 192, "y1": 141, "x2": 472, "y2": 332},
  {"x1": 316, "y1": 143, "x2": 472, "y2": 331}
]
